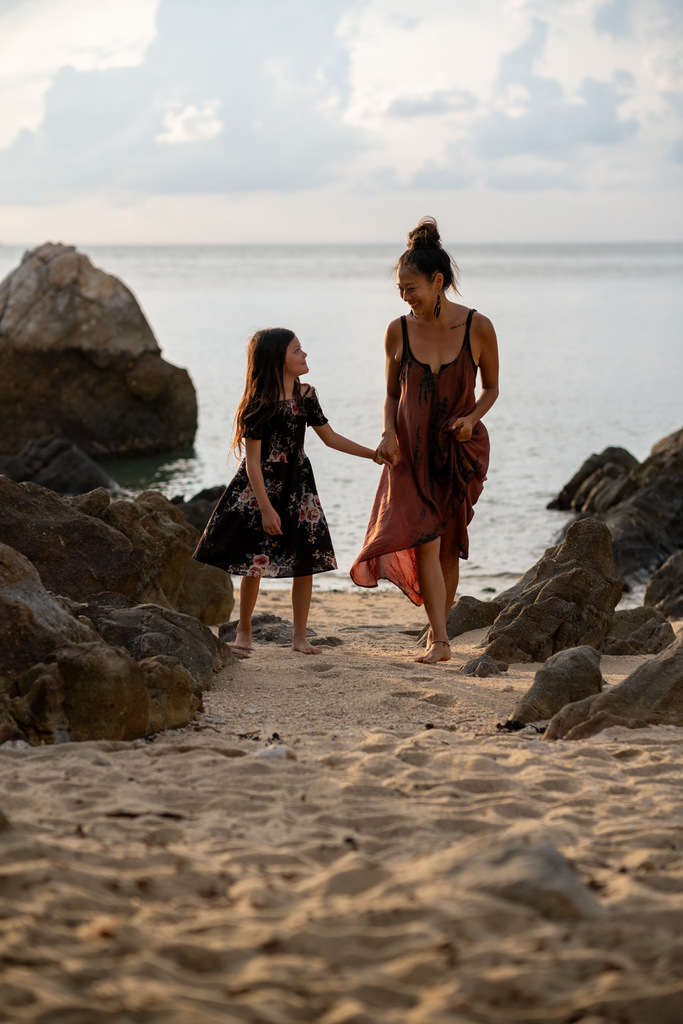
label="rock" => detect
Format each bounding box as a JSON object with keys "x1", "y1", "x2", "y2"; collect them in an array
[
  {"x1": 483, "y1": 518, "x2": 623, "y2": 663},
  {"x1": 0, "y1": 477, "x2": 147, "y2": 603},
  {"x1": 547, "y1": 446, "x2": 639, "y2": 511},
  {"x1": 548, "y1": 429, "x2": 683, "y2": 581},
  {"x1": 0, "y1": 541, "x2": 98, "y2": 680},
  {"x1": 17, "y1": 435, "x2": 118, "y2": 494},
  {"x1": 505, "y1": 646, "x2": 603, "y2": 727},
  {"x1": 545, "y1": 636, "x2": 683, "y2": 741},
  {"x1": 600, "y1": 606, "x2": 676, "y2": 656},
  {"x1": 141, "y1": 655, "x2": 199, "y2": 734},
  {"x1": 219, "y1": 612, "x2": 316, "y2": 647},
  {"x1": 10, "y1": 643, "x2": 152, "y2": 744},
  {"x1": 0, "y1": 550, "x2": 205, "y2": 744},
  {"x1": 644, "y1": 550, "x2": 683, "y2": 619},
  {"x1": 461, "y1": 654, "x2": 508, "y2": 677},
  {"x1": 0, "y1": 243, "x2": 197, "y2": 456},
  {"x1": 452, "y1": 835, "x2": 599, "y2": 920},
  {"x1": 0, "y1": 453, "x2": 30, "y2": 482},
  {"x1": 172, "y1": 486, "x2": 224, "y2": 533},
  {"x1": 448, "y1": 595, "x2": 504, "y2": 637},
  {"x1": 0, "y1": 478, "x2": 233, "y2": 623},
  {"x1": 66, "y1": 595, "x2": 234, "y2": 692}
]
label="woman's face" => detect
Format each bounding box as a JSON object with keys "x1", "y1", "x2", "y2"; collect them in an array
[
  {"x1": 284, "y1": 335, "x2": 309, "y2": 379},
  {"x1": 397, "y1": 265, "x2": 440, "y2": 317}
]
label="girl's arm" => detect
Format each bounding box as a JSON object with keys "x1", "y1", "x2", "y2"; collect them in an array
[
  {"x1": 244, "y1": 438, "x2": 283, "y2": 535},
  {"x1": 312, "y1": 423, "x2": 378, "y2": 461},
  {"x1": 446, "y1": 313, "x2": 500, "y2": 442}
]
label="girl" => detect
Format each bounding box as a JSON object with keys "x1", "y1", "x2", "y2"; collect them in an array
[{"x1": 193, "y1": 327, "x2": 383, "y2": 655}]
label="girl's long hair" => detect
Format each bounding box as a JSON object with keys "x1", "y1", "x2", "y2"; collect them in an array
[{"x1": 232, "y1": 327, "x2": 298, "y2": 455}]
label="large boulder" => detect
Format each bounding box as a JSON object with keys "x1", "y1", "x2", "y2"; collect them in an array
[
  {"x1": 0, "y1": 243, "x2": 197, "y2": 456},
  {"x1": 483, "y1": 518, "x2": 623, "y2": 663},
  {"x1": 0, "y1": 478, "x2": 233, "y2": 624},
  {"x1": 545, "y1": 636, "x2": 683, "y2": 741},
  {"x1": 0, "y1": 546, "x2": 205, "y2": 744},
  {"x1": 548, "y1": 429, "x2": 683, "y2": 580},
  {"x1": 643, "y1": 550, "x2": 683, "y2": 620}
]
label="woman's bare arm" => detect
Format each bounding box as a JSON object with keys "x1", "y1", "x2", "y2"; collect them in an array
[{"x1": 447, "y1": 313, "x2": 500, "y2": 441}]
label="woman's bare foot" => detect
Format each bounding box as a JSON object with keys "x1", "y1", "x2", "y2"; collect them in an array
[
  {"x1": 414, "y1": 640, "x2": 451, "y2": 664},
  {"x1": 292, "y1": 637, "x2": 322, "y2": 655}
]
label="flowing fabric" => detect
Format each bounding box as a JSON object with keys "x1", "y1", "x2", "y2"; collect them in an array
[
  {"x1": 193, "y1": 386, "x2": 337, "y2": 579},
  {"x1": 350, "y1": 309, "x2": 489, "y2": 605}
]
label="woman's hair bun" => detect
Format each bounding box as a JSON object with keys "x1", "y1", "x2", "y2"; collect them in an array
[{"x1": 407, "y1": 216, "x2": 441, "y2": 250}]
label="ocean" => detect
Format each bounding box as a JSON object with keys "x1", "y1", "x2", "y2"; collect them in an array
[{"x1": 1, "y1": 241, "x2": 682, "y2": 600}]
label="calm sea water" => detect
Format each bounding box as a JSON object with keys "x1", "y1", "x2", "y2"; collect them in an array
[{"x1": 1, "y1": 242, "x2": 682, "y2": 599}]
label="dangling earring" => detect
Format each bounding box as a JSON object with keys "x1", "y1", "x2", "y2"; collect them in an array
[{"x1": 434, "y1": 293, "x2": 441, "y2": 318}]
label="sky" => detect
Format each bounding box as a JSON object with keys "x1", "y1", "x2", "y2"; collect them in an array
[{"x1": 0, "y1": 0, "x2": 682, "y2": 244}]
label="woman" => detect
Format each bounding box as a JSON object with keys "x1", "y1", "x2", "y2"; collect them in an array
[{"x1": 351, "y1": 217, "x2": 499, "y2": 664}]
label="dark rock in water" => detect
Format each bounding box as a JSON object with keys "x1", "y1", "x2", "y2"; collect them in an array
[
  {"x1": 505, "y1": 646, "x2": 603, "y2": 728},
  {"x1": 65, "y1": 594, "x2": 234, "y2": 692},
  {"x1": 547, "y1": 446, "x2": 639, "y2": 512},
  {"x1": 545, "y1": 635, "x2": 683, "y2": 741},
  {"x1": 0, "y1": 453, "x2": 30, "y2": 482},
  {"x1": 0, "y1": 478, "x2": 233, "y2": 625},
  {"x1": 483, "y1": 518, "x2": 622, "y2": 663},
  {"x1": 18, "y1": 436, "x2": 118, "y2": 494},
  {"x1": 172, "y1": 485, "x2": 225, "y2": 533},
  {"x1": 548, "y1": 429, "x2": 683, "y2": 581},
  {"x1": 600, "y1": 606, "x2": 676, "y2": 655},
  {"x1": 0, "y1": 243, "x2": 197, "y2": 457},
  {"x1": 644, "y1": 550, "x2": 683, "y2": 619},
  {"x1": 461, "y1": 654, "x2": 508, "y2": 677}
]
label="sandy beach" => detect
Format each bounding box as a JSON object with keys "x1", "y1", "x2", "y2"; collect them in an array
[{"x1": 2, "y1": 587, "x2": 683, "y2": 1023}]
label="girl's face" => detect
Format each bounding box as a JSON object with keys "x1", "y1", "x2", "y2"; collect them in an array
[
  {"x1": 397, "y1": 265, "x2": 441, "y2": 317},
  {"x1": 284, "y1": 335, "x2": 309, "y2": 379}
]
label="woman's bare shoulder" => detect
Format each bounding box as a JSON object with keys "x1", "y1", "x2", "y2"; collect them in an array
[
  {"x1": 471, "y1": 310, "x2": 497, "y2": 342},
  {"x1": 384, "y1": 316, "x2": 404, "y2": 354}
]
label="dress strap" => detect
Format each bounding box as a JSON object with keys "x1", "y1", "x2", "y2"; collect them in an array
[
  {"x1": 400, "y1": 315, "x2": 410, "y2": 364},
  {"x1": 463, "y1": 308, "x2": 477, "y2": 362}
]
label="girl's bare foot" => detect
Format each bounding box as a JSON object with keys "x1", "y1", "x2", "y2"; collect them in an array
[
  {"x1": 292, "y1": 637, "x2": 322, "y2": 655},
  {"x1": 234, "y1": 629, "x2": 253, "y2": 652},
  {"x1": 228, "y1": 643, "x2": 252, "y2": 659},
  {"x1": 414, "y1": 640, "x2": 451, "y2": 664}
]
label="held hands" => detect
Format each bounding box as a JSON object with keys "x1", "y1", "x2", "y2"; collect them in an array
[
  {"x1": 261, "y1": 504, "x2": 283, "y2": 536},
  {"x1": 445, "y1": 415, "x2": 476, "y2": 442},
  {"x1": 374, "y1": 433, "x2": 400, "y2": 468}
]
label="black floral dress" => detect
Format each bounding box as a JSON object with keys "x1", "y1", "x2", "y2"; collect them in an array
[{"x1": 193, "y1": 386, "x2": 337, "y2": 578}]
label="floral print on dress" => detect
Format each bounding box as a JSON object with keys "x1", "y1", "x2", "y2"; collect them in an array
[{"x1": 193, "y1": 385, "x2": 337, "y2": 579}]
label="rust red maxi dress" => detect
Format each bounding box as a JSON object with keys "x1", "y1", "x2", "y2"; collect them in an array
[{"x1": 350, "y1": 309, "x2": 490, "y2": 605}]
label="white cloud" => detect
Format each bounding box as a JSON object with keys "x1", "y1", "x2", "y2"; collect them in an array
[
  {"x1": 156, "y1": 100, "x2": 224, "y2": 145},
  {"x1": 0, "y1": 0, "x2": 160, "y2": 147}
]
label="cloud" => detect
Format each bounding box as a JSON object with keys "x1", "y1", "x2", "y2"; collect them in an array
[
  {"x1": 156, "y1": 100, "x2": 224, "y2": 145},
  {"x1": 0, "y1": 0, "x2": 363, "y2": 202},
  {"x1": 473, "y1": 18, "x2": 638, "y2": 163},
  {"x1": 593, "y1": 0, "x2": 633, "y2": 40},
  {"x1": 385, "y1": 90, "x2": 477, "y2": 118}
]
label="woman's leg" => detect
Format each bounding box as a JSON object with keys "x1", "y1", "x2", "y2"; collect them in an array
[
  {"x1": 414, "y1": 538, "x2": 451, "y2": 664},
  {"x1": 236, "y1": 575, "x2": 260, "y2": 649},
  {"x1": 440, "y1": 518, "x2": 461, "y2": 621},
  {"x1": 291, "y1": 575, "x2": 321, "y2": 655}
]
